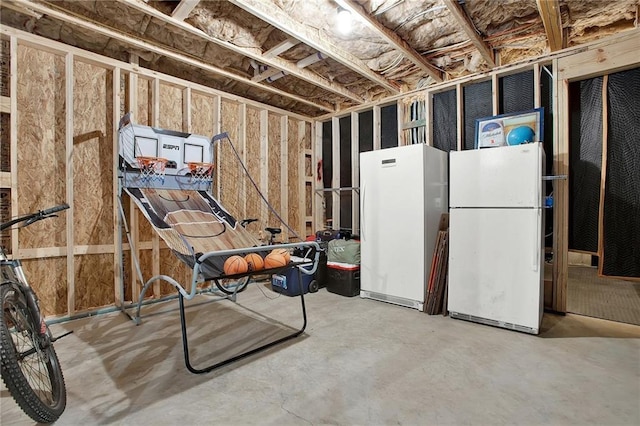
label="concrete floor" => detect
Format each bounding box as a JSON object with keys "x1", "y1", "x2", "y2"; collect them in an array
[{"x1": 2, "y1": 283, "x2": 639, "y2": 425}]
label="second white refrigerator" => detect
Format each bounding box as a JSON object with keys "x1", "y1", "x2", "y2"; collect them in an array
[
  {"x1": 359, "y1": 144, "x2": 448, "y2": 311},
  {"x1": 448, "y1": 143, "x2": 545, "y2": 334}
]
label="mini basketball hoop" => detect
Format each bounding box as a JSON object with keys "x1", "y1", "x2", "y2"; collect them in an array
[
  {"x1": 136, "y1": 156, "x2": 168, "y2": 182},
  {"x1": 187, "y1": 162, "x2": 215, "y2": 182}
]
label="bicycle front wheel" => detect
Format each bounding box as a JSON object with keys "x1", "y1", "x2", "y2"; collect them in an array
[{"x1": 0, "y1": 282, "x2": 67, "y2": 424}]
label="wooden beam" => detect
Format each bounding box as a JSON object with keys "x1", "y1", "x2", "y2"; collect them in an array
[
  {"x1": 112, "y1": 67, "x2": 123, "y2": 307},
  {"x1": 373, "y1": 105, "x2": 381, "y2": 150},
  {"x1": 442, "y1": 0, "x2": 496, "y2": 68},
  {"x1": 171, "y1": 0, "x2": 200, "y2": 21},
  {"x1": 0, "y1": 96, "x2": 9, "y2": 113},
  {"x1": 263, "y1": 37, "x2": 300, "y2": 58},
  {"x1": 597, "y1": 75, "x2": 608, "y2": 275},
  {"x1": 280, "y1": 115, "x2": 289, "y2": 241},
  {"x1": 536, "y1": 0, "x2": 564, "y2": 52},
  {"x1": 10, "y1": 36, "x2": 18, "y2": 256},
  {"x1": 118, "y1": 0, "x2": 363, "y2": 103},
  {"x1": 335, "y1": 0, "x2": 443, "y2": 83},
  {"x1": 313, "y1": 121, "x2": 323, "y2": 232},
  {"x1": 65, "y1": 52, "x2": 75, "y2": 317},
  {"x1": 9, "y1": 0, "x2": 335, "y2": 113},
  {"x1": 228, "y1": 0, "x2": 400, "y2": 95}
]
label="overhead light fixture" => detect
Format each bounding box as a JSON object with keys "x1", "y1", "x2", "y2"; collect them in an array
[{"x1": 337, "y1": 7, "x2": 352, "y2": 35}]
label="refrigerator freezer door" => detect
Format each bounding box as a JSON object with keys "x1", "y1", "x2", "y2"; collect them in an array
[
  {"x1": 448, "y1": 207, "x2": 543, "y2": 333},
  {"x1": 450, "y1": 143, "x2": 543, "y2": 208},
  {"x1": 360, "y1": 145, "x2": 428, "y2": 306}
]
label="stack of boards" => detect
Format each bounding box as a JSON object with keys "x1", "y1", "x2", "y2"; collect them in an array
[{"x1": 425, "y1": 214, "x2": 449, "y2": 315}]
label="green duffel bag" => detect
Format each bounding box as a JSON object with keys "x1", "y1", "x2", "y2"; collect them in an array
[{"x1": 327, "y1": 239, "x2": 361, "y2": 265}]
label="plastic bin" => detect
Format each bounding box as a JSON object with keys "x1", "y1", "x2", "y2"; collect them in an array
[
  {"x1": 271, "y1": 257, "x2": 317, "y2": 296},
  {"x1": 326, "y1": 262, "x2": 360, "y2": 297}
]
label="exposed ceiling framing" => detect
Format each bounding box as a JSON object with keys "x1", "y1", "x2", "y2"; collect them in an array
[
  {"x1": 334, "y1": 0, "x2": 443, "y2": 83},
  {"x1": 228, "y1": 0, "x2": 401, "y2": 94},
  {"x1": 442, "y1": 0, "x2": 496, "y2": 68},
  {"x1": 1, "y1": 0, "x2": 636, "y2": 118},
  {"x1": 536, "y1": 0, "x2": 564, "y2": 52},
  {"x1": 171, "y1": 0, "x2": 200, "y2": 21},
  {"x1": 119, "y1": 0, "x2": 365, "y2": 104}
]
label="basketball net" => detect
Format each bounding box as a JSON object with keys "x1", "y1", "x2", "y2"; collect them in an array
[
  {"x1": 187, "y1": 162, "x2": 215, "y2": 183},
  {"x1": 136, "y1": 156, "x2": 168, "y2": 183}
]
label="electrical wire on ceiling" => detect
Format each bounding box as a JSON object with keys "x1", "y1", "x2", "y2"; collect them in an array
[{"x1": 392, "y1": 5, "x2": 447, "y2": 32}]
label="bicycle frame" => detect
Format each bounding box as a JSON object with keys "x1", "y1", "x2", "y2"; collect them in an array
[{"x1": 1, "y1": 203, "x2": 70, "y2": 338}]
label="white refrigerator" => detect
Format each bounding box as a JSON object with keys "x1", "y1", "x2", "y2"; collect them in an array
[
  {"x1": 448, "y1": 143, "x2": 545, "y2": 334},
  {"x1": 359, "y1": 144, "x2": 448, "y2": 311}
]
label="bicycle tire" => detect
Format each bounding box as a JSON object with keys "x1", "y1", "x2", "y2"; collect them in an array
[
  {"x1": 214, "y1": 276, "x2": 250, "y2": 295},
  {"x1": 0, "y1": 282, "x2": 67, "y2": 424}
]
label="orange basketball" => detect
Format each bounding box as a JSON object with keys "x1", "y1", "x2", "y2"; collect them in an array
[
  {"x1": 264, "y1": 252, "x2": 287, "y2": 269},
  {"x1": 244, "y1": 253, "x2": 264, "y2": 271},
  {"x1": 223, "y1": 255, "x2": 248, "y2": 276},
  {"x1": 270, "y1": 248, "x2": 291, "y2": 264}
]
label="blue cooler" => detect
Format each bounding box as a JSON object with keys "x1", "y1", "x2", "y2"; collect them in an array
[{"x1": 271, "y1": 257, "x2": 316, "y2": 296}]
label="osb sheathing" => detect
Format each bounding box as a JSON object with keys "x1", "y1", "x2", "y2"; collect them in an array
[
  {"x1": 159, "y1": 83, "x2": 183, "y2": 131},
  {"x1": 16, "y1": 46, "x2": 66, "y2": 250},
  {"x1": 137, "y1": 248, "x2": 153, "y2": 297},
  {"x1": 219, "y1": 100, "x2": 242, "y2": 219},
  {"x1": 137, "y1": 77, "x2": 152, "y2": 126},
  {"x1": 159, "y1": 248, "x2": 192, "y2": 295},
  {"x1": 73, "y1": 60, "x2": 113, "y2": 246},
  {"x1": 267, "y1": 113, "x2": 281, "y2": 232},
  {"x1": 74, "y1": 254, "x2": 114, "y2": 311},
  {"x1": 0, "y1": 113, "x2": 9, "y2": 172},
  {"x1": 245, "y1": 107, "x2": 262, "y2": 239},
  {"x1": 305, "y1": 182, "x2": 313, "y2": 217},
  {"x1": 190, "y1": 92, "x2": 215, "y2": 137},
  {"x1": 304, "y1": 122, "x2": 312, "y2": 151},
  {"x1": 287, "y1": 118, "x2": 300, "y2": 239},
  {"x1": 1, "y1": 189, "x2": 11, "y2": 255},
  {"x1": 23, "y1": 257, "x2": 67, "y2": 317}
]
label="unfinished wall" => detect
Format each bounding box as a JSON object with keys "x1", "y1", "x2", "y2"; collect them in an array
[
  {"x1": 245, "y1": 107, "x2": 262, "y2": 239},
  {"x1": 3, "y1": 30, "x2": 314, "y2": 319},
  {"x1": 267, "y1": 113, "x2": 282, "y2": 234},
  {"x1": 287, "y1": 118, "x2": 301, "y2": 239}
]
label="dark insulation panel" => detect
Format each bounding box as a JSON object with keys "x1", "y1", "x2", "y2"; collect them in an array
[
  {"x1": 603, "y1": 67, "x2": 640, "y2": 278},
  {"x1": 499, "y1": 70, "x2": 534, "y2": 114},
  {"x1": 339, "y1": 116, "x2": 352, "y2": 228},
  {"x1": 432, "y1": 89, "x2": 457, "y2": 152},
  {"x1": 381, "y1": 104, "x2": 398, "y2": 149},
  {"x1": 463, "y1": 81, "x2": 492, "y2": 150},
  {"x1": 359, "y1": 110, "x2": 373, "y2": 153},
  {"x1": 322, "y1": 120, "x2": 333, "y2": 224},
  {"x1": 568, "y1": 77, "x2": 603, "y2": 254}
]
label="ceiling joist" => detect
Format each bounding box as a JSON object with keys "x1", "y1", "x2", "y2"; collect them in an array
[
  {"x1": 119, "y1": 0, "x2": 364, "y2": 103},
  {"x1": 263, "y1": 37, "x2": 301, "y2": 58},
  {"x1": 334, "y1": 0, "x2": 443, "y2": 83},
  {"x1": 171, "y1": 0, "x2": 200, "y2": 21},
  {"x1": 442, "y1": 0, "x2": 496, "y2": 68},
  {"x1": 536, "y1": 0, "x2": 564, "y2": 52},
  {"x1": 7, "y1": 0, "x2": 335, "y2": 113},
  {"x1": 228, "y1": 0, "x2": 401, "y2": 95}
]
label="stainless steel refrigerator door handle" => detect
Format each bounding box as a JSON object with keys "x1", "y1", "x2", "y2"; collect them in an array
[{"x1": 533, "y1": 209, "x2": 540, "y2": 272}]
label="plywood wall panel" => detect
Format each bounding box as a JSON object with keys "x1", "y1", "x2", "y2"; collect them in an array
[
  {"x1": 287, "y1": 118, "x2": 301, "y2": 239},
  {"x1": 137, "y1": 77, "x2": 151, "y2": 126},
  {"x1": 22, "y1": 257, "x2": 67, "y2": 317},
  {"x1": 245, "y1": 107, "x2": 261, "y2": 237},
  {"x1": 267, "y1": 113, "x2": 281, "y2": 229},
  {"x1": 73, "y1": 60, "x2": 113, "y2": 246},
  {"x1": 16, "y1": 46, "x2": 66, "y2": 249},
  {"x1": 219, "y1": 100, "x2": 241, "y2": 219},
  {"x1": 74, "y1": 254, "x2": 114, "y2": 311},
  {"x1": 191, "y1": 92, "x2": 215, "y2": 137},
  {"x1": 159, "y1": 83, "x2": 182, "y2": 131},
  {"x1": 160, "y1": 248, "x2": 192, "y2": 294}
]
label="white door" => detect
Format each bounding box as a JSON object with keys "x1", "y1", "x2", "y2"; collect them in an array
[
  {"x1": 360, "y1": 145, "x2": 426, "y2": 302},
  {"x1": 448, "y1": 208, "x2": 543, "y2": 330},
  {"x1": 450, "y1": 143, "x2": 543, "y2": 208}
]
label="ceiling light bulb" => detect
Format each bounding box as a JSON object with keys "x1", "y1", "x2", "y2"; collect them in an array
[{"x1": 337, "y1": 8, "x2": 352, "y2": 35}]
